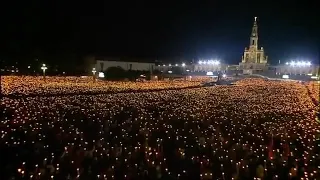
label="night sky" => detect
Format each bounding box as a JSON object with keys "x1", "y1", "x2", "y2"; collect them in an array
[{"x1": 2, "y1": 0, "x2": 319, "y2": 67}]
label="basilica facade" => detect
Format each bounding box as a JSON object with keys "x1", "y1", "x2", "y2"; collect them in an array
[
  {"x1": 237, "y1": 17, "x2": 319, "y2": 76},
  {"x1": 239, "y1": 17, "x2": 268, "y2": 73}
]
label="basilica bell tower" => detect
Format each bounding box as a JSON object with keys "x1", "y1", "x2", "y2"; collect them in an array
[
  {"x1": 250, "y1": 17, "x2": 258, "y2": 50},
  {"x1": 240, "y1": 17, "x2": 268, "y2": 72}
]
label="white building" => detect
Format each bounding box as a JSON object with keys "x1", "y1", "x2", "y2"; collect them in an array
[
  {"x1": 95, "y1": 59, "x2": 155, "y2": 72},
  {"x1": 155, "y1": 62, "x2": 228, "y2": 74},
  {"x1": 193, "y1": 63, "x2": 227, "y2": 72},
  {"x1": 272, "y1": 64, "x2": 319, "y2": 75}
]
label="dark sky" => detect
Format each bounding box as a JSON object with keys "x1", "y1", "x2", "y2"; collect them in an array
[{"x1": 2, "y1": 0, "x2": 319, "y2": 65}]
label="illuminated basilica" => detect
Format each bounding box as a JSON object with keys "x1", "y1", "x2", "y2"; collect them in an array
[{"x1": 239, "y1": 17, "x2": 268, "y2": 72}]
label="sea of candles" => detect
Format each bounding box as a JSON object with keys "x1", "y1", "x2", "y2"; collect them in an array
[
  {"x1": 0, "y1": 77, "x2": 319, "y2": 179},
  {"x1": 1, "y1": 76, "x2": 206, "y2": 96}
]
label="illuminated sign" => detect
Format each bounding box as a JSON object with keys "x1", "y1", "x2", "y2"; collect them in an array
[
  {"x1": 282, "y1": 75, "x2": 289, "y2": 79},
  {"x1": 98, "y1": 72, "x2": 105, "y2": 78},
  {"x1": 206, "y1": 72, "x2": 213, "y2": 76}
]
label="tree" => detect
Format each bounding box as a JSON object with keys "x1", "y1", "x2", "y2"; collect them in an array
[
  {"x1": 83, "y1": 56, "x2": 96, "y2": 75},
  {"x1": 104, "y1": 66, "x2": 126, "y2": 80}
]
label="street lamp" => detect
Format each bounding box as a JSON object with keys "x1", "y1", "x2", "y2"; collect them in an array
[
  {"x1": 92, "y1": 68, "x2": 97, "y2": 82},
  {"x1": 198, "y1": 60, "x2": 220, "y2": 65},
  {"x1": 198, "y1": 60, "x2": 221, "y2": 72},
  {"x1": 285, "y1": 61, "x2": 311, "y2": 75},
  {"x1": 286, "y1": 61, "x2": 311, "y2": 67},
  {"x1": 41, "y1": 64, "x2": 47, "y2": 79}
]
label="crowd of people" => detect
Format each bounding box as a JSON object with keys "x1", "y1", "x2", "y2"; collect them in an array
[
  {"x1": 1, "y1": 76, "x2": 206, "y2": 96},
  {"x1": 306, "y1": 82, "x2": 320, "y2": 107},
  {"x1": 1, "y1": 78, "x2": 319, "y2": 179}
]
